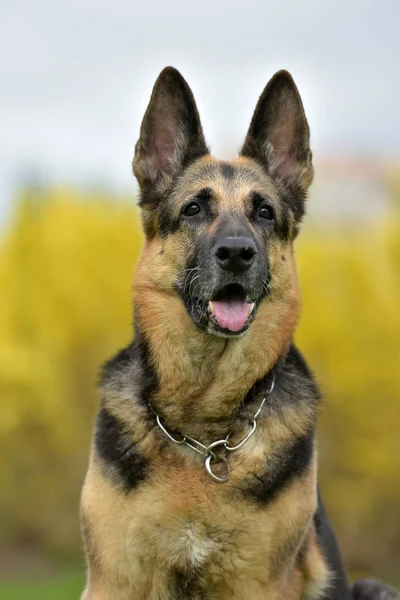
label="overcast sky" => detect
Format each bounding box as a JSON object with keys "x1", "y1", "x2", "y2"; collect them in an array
[{"x1": 1, "y1": 0, "x2": 399, "y2": 222}]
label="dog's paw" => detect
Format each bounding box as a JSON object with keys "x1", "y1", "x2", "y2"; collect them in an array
[{"x1": 352, "y1": 578, "x2": 399, "y2": 600}]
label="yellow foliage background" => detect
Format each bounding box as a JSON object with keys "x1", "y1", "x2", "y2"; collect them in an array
[{"x1": 0, "y1": 186, "x2": 399, "y2": 577}]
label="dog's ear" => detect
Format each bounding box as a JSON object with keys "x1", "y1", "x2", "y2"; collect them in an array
[
  {"x1": 133, "y1": 67, "x2": 209, "y2": 206},
  {"x1": 241, "y1": 70, "x2": 313, "y2": 222}
]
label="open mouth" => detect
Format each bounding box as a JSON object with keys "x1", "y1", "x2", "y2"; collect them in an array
[{"x1": 207, "y1": 283, "x2": 256, "y2": 335}]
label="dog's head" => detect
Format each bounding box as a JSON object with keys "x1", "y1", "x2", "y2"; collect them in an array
[{"x1": 133, "y1": 67, "x2": 313, "y2": 338}]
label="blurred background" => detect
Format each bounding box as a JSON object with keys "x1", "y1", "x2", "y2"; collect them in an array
[{"x1": 1, "y1": 0, "x2": 399, "y2": 598}]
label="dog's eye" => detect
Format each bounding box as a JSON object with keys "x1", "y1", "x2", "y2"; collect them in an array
[
  {"x1": 259, "y1": 205, "x2": 274, "y2": 221},
  {"x1": 183, "y1": 202, "x2": 201, "y2": 217}
]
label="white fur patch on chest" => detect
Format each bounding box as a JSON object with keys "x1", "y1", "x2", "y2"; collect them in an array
[{"x1": 154, "y1": 521, "x2": 219, "y2": 570}]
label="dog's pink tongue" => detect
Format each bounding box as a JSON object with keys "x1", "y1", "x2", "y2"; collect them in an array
[{"x1": 212, "y1": 300, "x2": 249, "y2": 332}]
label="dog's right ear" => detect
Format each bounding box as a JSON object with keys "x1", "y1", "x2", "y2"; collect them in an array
[{"x1": 133, "y1": 67, "x2": 209, "y2": 213}]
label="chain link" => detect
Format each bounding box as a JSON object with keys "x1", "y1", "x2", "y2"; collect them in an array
[{"x1": 151, "y1": 373, "x2": 275, "y2": 483}]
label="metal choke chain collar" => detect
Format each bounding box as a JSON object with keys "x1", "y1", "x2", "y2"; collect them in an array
[{"x1": 150, "y1": 374, "x2": 275, "y2": 483}]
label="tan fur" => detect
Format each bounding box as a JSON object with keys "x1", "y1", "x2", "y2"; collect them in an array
[
  {"x1": 134, "y1": 155, "x2": 300, "y2": 439},
  {"x1": 81, "y1": 158, "x2": 325, "y2": 600},
  {"x1": 81, "y1": 69, "x2": 330, "y2": 599},
  {"x1": 301, "y1": 528, "x2": 332, "y2": 599},
  {"x1": 81, "y1": 156, "x2": 326, "y2": 598},
  {"x1": 82, "y1": 440, "x2": 319, "y2": 600}
]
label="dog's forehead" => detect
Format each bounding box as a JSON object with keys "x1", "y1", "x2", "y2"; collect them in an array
[{"x1": 173, "y1": 156, "x2": 279, "y2": 211}]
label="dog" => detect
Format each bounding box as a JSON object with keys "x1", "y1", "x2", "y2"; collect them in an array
[{"x1": 80, "y1": 67, "x2": 399, "y2": 599}]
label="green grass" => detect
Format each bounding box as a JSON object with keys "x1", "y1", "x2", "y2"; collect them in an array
[{"x1": 0, "y1": 571, "x2": 85, "y2": 600}]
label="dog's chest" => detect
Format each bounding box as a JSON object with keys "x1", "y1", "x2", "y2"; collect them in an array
[
  {"x1": 90, "y1": 456, "x2": 315, "y2": 597},
  {"x1": 84, "y1": 400, "x2": 318, "y2": 598}
]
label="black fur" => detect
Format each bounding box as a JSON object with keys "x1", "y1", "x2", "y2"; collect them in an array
[
  {"x1": 95, "y1": 408, "x2": 148, "y2": 492},
  {"x1": 101, "y1": 330, "x2": 158, "y2": 409},
  {"x1": 246, "y1": 430, "x2": 315, "y2": 505},
  {"x1": 132, "y1": 332, "x2": 159, "y2": 407},
  {"x1": 240, "y1": 345, "x2": 318, "y2": 505},
  {"x1": 97, "y1": 337, "x2": 396, "y2": 597},
  {"x1": 281, "y1": 182, "x2": 308, "y2": 224},
  {"x1": 220, "y1": 161, "x2": 235, "y2": 180},
  {"x1": 352, "y1": 579, "x2": 399, "y2": 600},
  {"x1": 170, "y1": 568, "x2": 205, "y2": 599},
  {"x1": 100, "y1": 342, "x2": 136, "y2": 384},
  {"x1": 97, "y1": 331, "x2": 158, "y2": 491},
  {"x1": 241, "y1": 345, "x2": 320, "y2": 417},
  {"x1": 284, "y1": 344, "x2": 316, "y2": 382},
  {"x1": 314, "y1": 491, "x2": 352, "y2": 599}
]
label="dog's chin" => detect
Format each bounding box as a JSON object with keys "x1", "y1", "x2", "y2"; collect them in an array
[{"x1": 188, "y1": 283, "x2": 258, "y2": 339}]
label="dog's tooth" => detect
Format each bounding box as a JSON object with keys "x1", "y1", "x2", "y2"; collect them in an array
[
  {"x1": 248, "y1": 303, "x2": 255, "y2": 316},
  {"x1": 208, "y1": 301, "x2": 215, "y2": 315}
]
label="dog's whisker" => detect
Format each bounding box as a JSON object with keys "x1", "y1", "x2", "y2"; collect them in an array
[
  {"x1": 188, "y1": 273, "x2": 201, "y2": 301},
  {"x1": 182, "y1": 267, "x2": 203, "y2": 300}
]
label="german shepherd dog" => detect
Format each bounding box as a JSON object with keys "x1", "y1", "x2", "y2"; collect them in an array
[{"x1": 81, "y1": 68, "x2": 398, "y2": 599}]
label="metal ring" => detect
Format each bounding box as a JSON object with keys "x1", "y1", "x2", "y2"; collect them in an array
[
  {"x1": 206, "y1": 439, "x2": 230, "y2": 453},
  {"x1": 205, "y1": 454, "x2": 230, "y2": 483}
]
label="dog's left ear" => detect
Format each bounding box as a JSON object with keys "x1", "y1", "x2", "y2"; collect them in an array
[
  {"x1": 133, "y1": 67, "x2": 209, "y2": 207},
  {"x1": 241, "y1": 70, "x2": 313, "y2": 221}
]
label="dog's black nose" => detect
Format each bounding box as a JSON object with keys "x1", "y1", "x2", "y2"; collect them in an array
[{"x1": 215, "y1": 237, "x2": 257, "y2": 273}]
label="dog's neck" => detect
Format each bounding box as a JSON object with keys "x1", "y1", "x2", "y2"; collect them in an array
[{"x1": 134, "y1": 285, "x2": 299, "y2": 441}]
